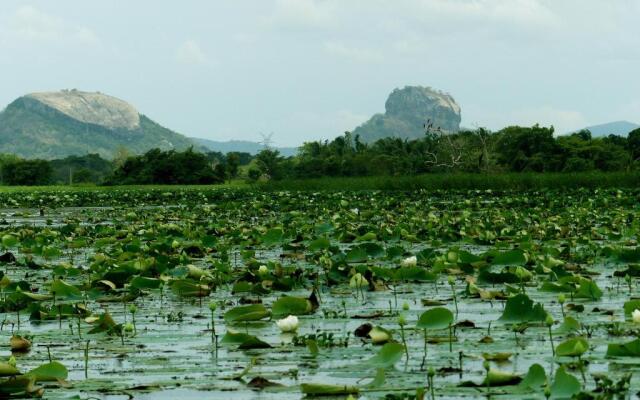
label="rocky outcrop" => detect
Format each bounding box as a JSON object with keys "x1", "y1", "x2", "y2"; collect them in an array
[
  {"x1": 26, "y1": 90, "x2": 140, "y2": 130},
  {"x1": 353, "y1": 86, "x2": 461, "y2": 142},
  {"x1": 0, "y1": 89, "x2": 199, "y2": 159}
]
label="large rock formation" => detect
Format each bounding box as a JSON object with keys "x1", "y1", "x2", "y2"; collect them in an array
[
  {"x1": 0, "y1": 89, "x2": 198, "y2": 159},
  {"x1": 353, "y1": 86, "x2": 461, "y2": 142}
]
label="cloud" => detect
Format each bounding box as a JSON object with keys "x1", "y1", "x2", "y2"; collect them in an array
[
  {"x1": 263, "y1": 0, "x2": 336, "y2": 30},
  {"x1": 176, "y1": 40, "x2": 208, "y2": 65},
  {"x1": 323, "y1": 41, "x2": 382, "y2": 63},
  {"x1": 7, "y1": 5, "x2": 98, "y2": 45}
]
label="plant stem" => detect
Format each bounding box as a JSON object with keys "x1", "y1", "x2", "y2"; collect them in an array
[
  {"x1": 400, "y1": 324, "x2": 409, "y2": 363},
  {"x1": 450, "y1": 284, "x2": 458, "y2": 318},
  {"x1": 421, "y1": 329, "x2": 428, "y2": 370},
  {"x1": 84, "y1": 340, "x2": 90, "y2": 379},
  {"x1": 578, "y1": 356, "x2": 586, "y2": 383},
  {"x1": 548, "y1": 326, "x2": 555, "y2": 356}
]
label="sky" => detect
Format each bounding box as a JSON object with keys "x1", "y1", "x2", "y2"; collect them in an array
[{"x1": 0, "y1": 1, "x2": 639, "y2": 146}]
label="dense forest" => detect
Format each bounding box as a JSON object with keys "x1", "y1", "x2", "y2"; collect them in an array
[
  {"x1": 1, "y1": 124, "x2": 639, "y2": 185},
  {"x1": 249, "y1": 125, "x2": 640, "y2": 180}
]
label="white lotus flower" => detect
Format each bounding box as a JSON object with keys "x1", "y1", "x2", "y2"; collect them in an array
[
  {"x1": 276, "y1": 315, "x2": 299, "y2": 333},
  {"x1": 632, "y1": 309, "x2": 640, "y2": 324},
  {"x1": 401, "y1": 256, "x2": 417, "y2": 267},
  {"x1": 258, "y1": 265, "x2": 268, "y2": 275}
]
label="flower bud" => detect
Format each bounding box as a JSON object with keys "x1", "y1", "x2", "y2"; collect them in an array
[{"x1": 558, "y1": 294, "x2": 565, "y2": 304}]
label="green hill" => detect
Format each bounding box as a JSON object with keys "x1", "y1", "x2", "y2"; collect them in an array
[{"x1": 0, "y1": 90, "x2": 198, "y2": 159}]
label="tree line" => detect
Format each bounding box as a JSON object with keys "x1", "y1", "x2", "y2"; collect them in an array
[
  {"x1": 0, "y1": 148, "x2": 253, "y2": 186},
  {"x1": 1, "y1": 125, "x2": 639, "y2": 185},
  {"x1": 249, "y1": 125, "x2": 640, "y2": 180}
]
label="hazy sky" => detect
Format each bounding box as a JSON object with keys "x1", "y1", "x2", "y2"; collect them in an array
[{"x1": 1, "y1": 1, "x2": 639, "y2": 146}]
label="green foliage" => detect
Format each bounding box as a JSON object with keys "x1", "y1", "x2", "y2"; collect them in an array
[
  {"x1": 364, "y1": 342, "x2": 405, "y2": 369},
  {"x1": 105, "y1": 148, "x2": 224, "y2": 185},
  {"x1": 223, "y1": 304, "x2": 271, "y2": 323},
  {"x1": 49, "y1": 153, "x2": 113, "y2": 184},
  {"x1": 0, "y1": 97, "x2": 196, "y2": 159},
  {"x1": 1, "y1": 159, "x2": 52, "y2": 185},
  {"x1": 550, "y1": 367, "x2": 581, "y2": 399},
  {"x1": 259, "y1": 125, "x2": 640, "y2": 181},
  {"x1": 555, "y1": 337, "x2": 588, "y2": 357},
  {"x1": 606, "y1": 338, "x2": 640, "y2": 357},
  {"x1": 416, "y1": 307, "x2": 454, "y2": 330},
  {"x1": 498, "y1": 294, "x2": 547, "y2": 324}
]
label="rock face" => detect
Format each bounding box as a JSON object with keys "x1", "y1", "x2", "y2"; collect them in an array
[
  {"x1": 353, "y1": 86, "x2": 461, "y2": 142},
  {"x1": 0, "y1": 90, "x2": 198, "y2": 159},
  {"x1": 26, "y1": 90, "x2": 140, "y2": 130}
]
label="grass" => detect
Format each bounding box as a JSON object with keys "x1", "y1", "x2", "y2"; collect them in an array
[
  {"x1": 1, "y1": 173, "x2": 638, "y2": 193},
  {"x1": 0, "y1": 179, "x2": 248, "y2": 193},
  {"x1": 260, "y1": 172, "x2": 640, "y2": 191}
]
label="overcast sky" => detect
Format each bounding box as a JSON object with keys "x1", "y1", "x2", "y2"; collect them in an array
[{"x1": 1, "y1": 1, "x2": 639, "y2": 146}]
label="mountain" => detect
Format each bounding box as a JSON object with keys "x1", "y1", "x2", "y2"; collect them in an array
[
  {"x1": 0, "y1": 89, "x2": 197, "y2": 159},
  {"x1": 192, "y1": 137, "x2": 298, "y2": 157},
  {"x1": 353, "y1": 86, "x2": 461, "y2": 143},
  {"x1": 576, "y1": 121, "x2": 640, "y2": 137}
]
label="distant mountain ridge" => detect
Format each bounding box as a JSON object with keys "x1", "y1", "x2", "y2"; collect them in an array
[
  {"x1": 192, "y1": 137, "x2": 298, "y2": 156},
  {"x1": 0, "y1": 89, "x2": 198, "y2": 159},
  {"x1": 575, "y1": 121, "x2": 640, "y2": 137}
]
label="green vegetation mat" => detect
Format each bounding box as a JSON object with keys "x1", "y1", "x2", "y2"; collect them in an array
[{"x1": 0, "y1": 186, "x2": 638, "y2": 398}]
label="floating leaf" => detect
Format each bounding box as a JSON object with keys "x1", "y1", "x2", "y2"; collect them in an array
[
  {"x1": 262, "y1": 228, "x2": 284, "y2": 246},
  {"x1": 550, "y1": 367, "x2": 581, "y2": 399},
  {"x1": 50, "y1": 279, "x2": 81, "y2": 299},
  {"x1": 555, "y1": 316, "x2": 581, "y2": 334},
  {"x1": 498, "y1": 294, "x2": 547, "y2": 324},
  {"x1": 483, "y1": 369, "x2": 522, "y2": 386},
  {"x1": 574, "y1": 278, "x2": 602, "y2": 301},
  {"x1": 129, "y1": 276, "x2": 162, "y2": 290},
  {"x1": 555, "y1": 337, "x2": 588, "y2": 357},
  {"x1": 519, "y1": 363, "x2": 547, "y2": 390},
  {"x1": 606, "y1": 338, "x2": 640, "y2": 357},
  {"x1": 482, "y1": 352, "x2": 512, "y2": 362},
  {"x1": 416, "y1": 307, "x2": 454, "y2": 330},
  {"x1": 364, "y1": 342, "x2": 404, "y2": 369},
  {"x1": 272, "y1": 296, "x2": 313, "y2": 317},
  {"x1": 345, "y1": 247, "x2": 367, "y2": 263},
  {"x1": 170, "y1": 280, "x2": 210, "y2": 297},
  {"x1": 491, "y1": 249, "x2": 526, "y2": 266},
  {"x1": 300, "y1": 383, "x2": 359, "y2": 396},
  {"x1": 26, "y1": 361, "x2": 68, "y2": 382},
  {"x1": 220, "y1": 331, "x2": 271, "y2": 349},
  {"x1": 224, "y1": 304, "x2": 271, "y2": 323},
  {"x1": 622, "y1": 299, "x2": 640, "y2": 317},
  {"x1": 308, "y1": 237, "x2": 330, "y2": 251}
]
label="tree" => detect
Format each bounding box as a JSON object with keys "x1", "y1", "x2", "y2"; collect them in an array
[
  {"x1": 113, "y1": 146, "x2": 131, "y2": 169},
  {"x1": 2, "y1": 159, "x2": 52, "y2": 185},
  {"x1": 105, "y1": 148, "x2": 223, "y2": 185},
  {"x1": 256, "y1": 149, "x2": 284, "y2": 180},
  {"x1": 628, "y1": 128, "x2": 640, "y2": 165},
  {"x1": 226, "y1": 152, "x2": 240, "y2": 179}
]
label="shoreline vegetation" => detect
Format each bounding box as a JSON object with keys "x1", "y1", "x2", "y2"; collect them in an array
[
  {"x1": 0, "y1": 172, "x2": 638, "y2": 194},
  {"x1": 2, "y1": 124, "x2": 640, "y2": 187},
  {"x1": 259, "y1": 172, "x2": 640, "y2": 191}
]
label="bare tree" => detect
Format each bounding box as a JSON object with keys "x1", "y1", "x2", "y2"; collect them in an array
[{"x1": 423, "y1": 119, "x2": 463, "y2": 169}]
